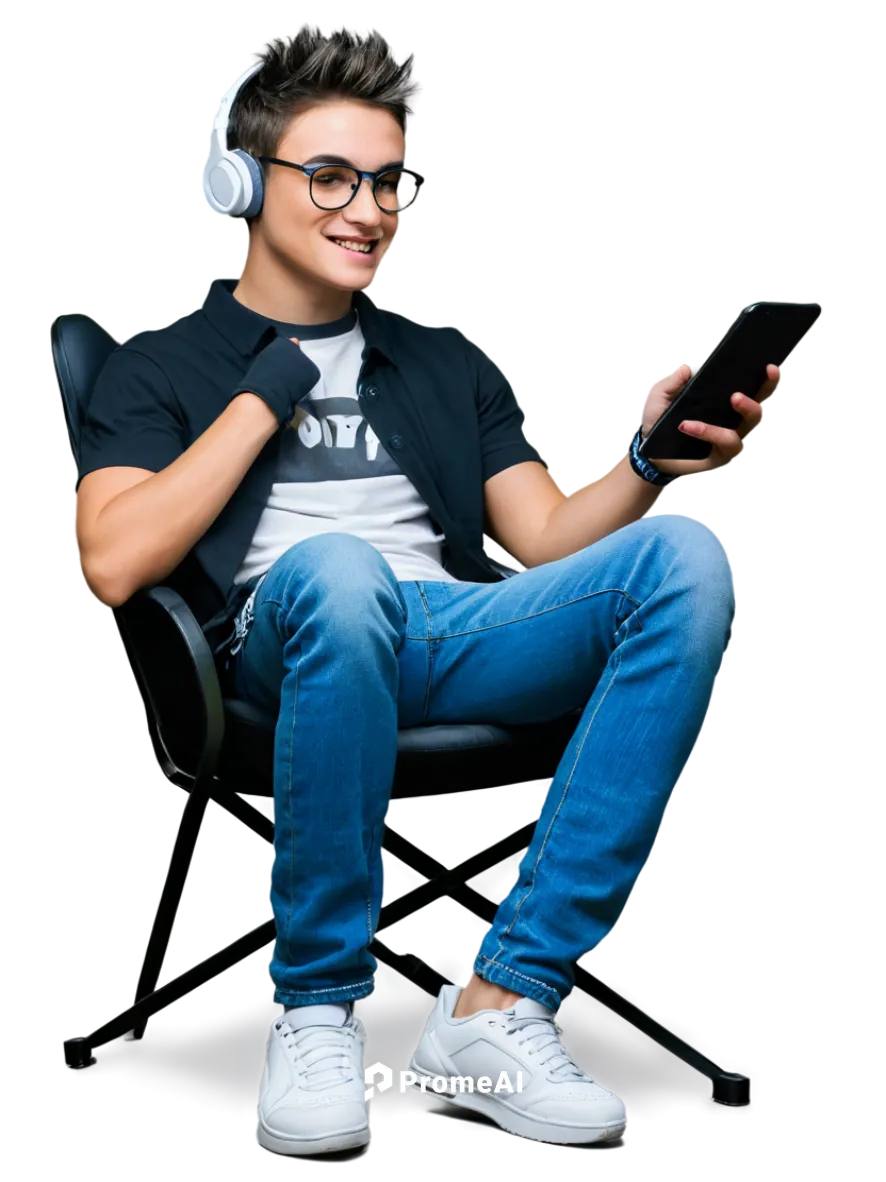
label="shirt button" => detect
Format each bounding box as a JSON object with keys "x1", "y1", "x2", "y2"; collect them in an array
[
  {"x1": 389, "y1": 434, "x2": 404, "y2": 449},
  {"x1": 366, "y1": 386, "x2": 379, "y2": 400}
]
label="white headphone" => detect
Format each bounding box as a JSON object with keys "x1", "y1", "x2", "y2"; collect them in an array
[{"x1": 203, "y1": 62, "x2": 265, "y2": 217}]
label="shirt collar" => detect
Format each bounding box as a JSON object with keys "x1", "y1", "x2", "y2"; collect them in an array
[{"x1": 202, "y1": 278, "x2": 396, "y2": 368}]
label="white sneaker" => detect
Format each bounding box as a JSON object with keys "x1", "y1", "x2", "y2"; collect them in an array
[
  {"x1": 257, "y1": 1002, "x2": 370, "y2": 1155},
  {"x1": 409, "y1": 984, "x2": 626, "y2": 1145}
]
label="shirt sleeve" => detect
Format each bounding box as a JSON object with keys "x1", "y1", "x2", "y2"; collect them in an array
[
  {"x1": 75, "y1": 347, "x2": 186, "y2": 492},
  {"x1": 454, "y1": 329, "x2": 548, "y2": 483}
]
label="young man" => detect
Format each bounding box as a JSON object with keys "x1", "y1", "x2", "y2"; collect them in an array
[{"x1": 75, "y1": 26, "x2": 779, "y2": 1158}]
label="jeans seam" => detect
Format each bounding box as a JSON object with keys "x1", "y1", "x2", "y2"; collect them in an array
[
  {"x1": 284, "y1": 643, "x2": 303, "y2": 966},
  {"x1": 474, "y1": 955, "x2": 562, "y2": 1006},
  {"x1": 488, "y1": 639, "x2": 628, "y2": 966},
  {"x1": 414, "y1": 582, "x2": 435, "y2": 723},
  {"x1": 430, "y1": 586, "x2": 642, "y2": 640},
  {"x1": 276, "y1": 978, "x2": 374, "y2": 1000},
  {"x1": 366, "y1": 820, "x2": 381, "y2": 946}
]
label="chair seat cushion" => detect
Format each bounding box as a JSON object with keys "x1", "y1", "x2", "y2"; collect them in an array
[{"x1": 217, "y1": 697, "x2": 585, "y2": 798}]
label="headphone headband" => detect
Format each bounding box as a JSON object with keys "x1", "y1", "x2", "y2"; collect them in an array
[{"x1": 212, "y1": 60, "x2": 265, "y2": 158}]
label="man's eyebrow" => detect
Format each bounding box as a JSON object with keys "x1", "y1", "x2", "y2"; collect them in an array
[{"x1": 302, "y1": 153, "x2": 405, "y2": 171}]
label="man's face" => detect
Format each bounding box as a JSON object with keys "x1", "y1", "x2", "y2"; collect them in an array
[{"x1": 255, "y1": 100, "x2": 405, "y2": 292}]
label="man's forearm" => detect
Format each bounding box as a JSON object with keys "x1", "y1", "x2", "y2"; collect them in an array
[
  {"x1": 81, "y1": 394, "x2": 279, "y2": 605},
  {"x1": 535, "y1": 451, "x2": 664, "y2": 565}
]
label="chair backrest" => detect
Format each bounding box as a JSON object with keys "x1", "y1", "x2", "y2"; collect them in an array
[
  {"x1": 51, "y1": 314, "x2": 120, "y2": 466},
  {"x1": 50, "y1": 312, "x2": 222, "y2": 786}
]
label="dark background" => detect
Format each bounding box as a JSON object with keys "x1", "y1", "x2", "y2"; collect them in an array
[{"x1": 0, "y1": 4, "x2": 883, "y2": 1177}]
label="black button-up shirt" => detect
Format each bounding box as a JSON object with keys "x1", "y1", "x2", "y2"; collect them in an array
[{"x1": 76, "y1": 278, "x2": 547, "y2": 639}]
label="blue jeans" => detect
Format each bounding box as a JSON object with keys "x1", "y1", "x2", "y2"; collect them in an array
[{"x1": 230, "y1": 514, "x2": 735, "y2": 1012}]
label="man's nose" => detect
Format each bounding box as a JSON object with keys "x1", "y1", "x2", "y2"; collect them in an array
[{"x1": 348, "y1": 176, "x2": 382, "y2": 221}]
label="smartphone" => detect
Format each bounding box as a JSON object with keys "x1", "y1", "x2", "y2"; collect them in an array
[{"x1": 638, "y1": 301, "x2": 822, "y2": 462}]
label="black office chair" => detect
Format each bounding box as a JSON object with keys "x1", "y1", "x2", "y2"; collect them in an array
[{"x1": 51, "y1": 312, "x2": 750, "y2": 1106}]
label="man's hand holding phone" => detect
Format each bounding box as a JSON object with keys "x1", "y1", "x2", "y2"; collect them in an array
[{"x1": 638, "y1": 362, "x2": 780, "y2": 477}]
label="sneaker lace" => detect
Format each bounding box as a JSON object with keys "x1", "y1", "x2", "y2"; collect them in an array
[
  {"x1": 504, "y1": 1013, "x2": 592, "y2": 1081},
  {"x1": 276, "y1": 1018, "x2": 360, "y2": 1091}
]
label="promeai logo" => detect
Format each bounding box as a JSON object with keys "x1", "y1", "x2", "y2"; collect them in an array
[{"x1": 364, "y1": 1062, "x2": 393, "y2": 1100}]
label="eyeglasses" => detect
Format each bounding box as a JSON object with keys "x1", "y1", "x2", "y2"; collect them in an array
[{"x1": 257, "y1": 157, "x2": 425, "y2": 213}]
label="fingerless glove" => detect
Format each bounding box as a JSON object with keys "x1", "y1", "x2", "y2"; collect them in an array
[{"x1": 229, "y1": 332, "x2": 322, "y2": 429}]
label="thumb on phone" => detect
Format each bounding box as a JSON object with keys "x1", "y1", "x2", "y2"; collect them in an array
[{"x1": 656, "y1": 356, "x2": 699, "y2": 399}]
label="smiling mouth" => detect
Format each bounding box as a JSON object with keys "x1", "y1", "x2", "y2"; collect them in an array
[{"x1": 326, "y1": 236, "x2": 379, "y2": 255}]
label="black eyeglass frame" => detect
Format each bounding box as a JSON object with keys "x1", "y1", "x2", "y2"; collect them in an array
[{"x1": 257, "y1": 156, "x2": 425, "y2": 212}]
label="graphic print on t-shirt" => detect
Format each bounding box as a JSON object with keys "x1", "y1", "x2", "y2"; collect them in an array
[{"x1": 281, "y1": 393, "x2": 401, "y2": 481}]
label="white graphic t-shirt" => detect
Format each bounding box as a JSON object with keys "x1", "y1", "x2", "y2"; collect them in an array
[{"x1": 233, "y1": 307, "x2": 462, "y2": 588}]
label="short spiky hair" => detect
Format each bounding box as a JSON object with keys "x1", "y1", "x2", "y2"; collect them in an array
[{"x1": 229, "y1": 25, "x2": 420, "y2": 164}]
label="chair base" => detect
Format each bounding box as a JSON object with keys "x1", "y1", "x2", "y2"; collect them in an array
[
  {"x1": 55, "y1": 964, "x2": 751, "y2": 1111},
  {"x1": 63, "y1": 938, "x2": 751, "y2": 1106},
  {"x1": 64, "y1": 788, "x2": 752, "y2": 1108}
]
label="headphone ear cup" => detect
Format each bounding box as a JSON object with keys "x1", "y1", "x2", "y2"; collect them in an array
[
  {"x1": 231, "y1": 150, "x2": 263, "y2": 218},
  {"x1": 203, "y1": 150, "x2": 263, "y2": 217}
]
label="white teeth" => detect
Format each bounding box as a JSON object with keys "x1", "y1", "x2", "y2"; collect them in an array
[{"x1": 332, "y1": 238, "x2": 374, "y2": 253}]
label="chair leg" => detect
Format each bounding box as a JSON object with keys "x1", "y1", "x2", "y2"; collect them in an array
[
  {"x1": 126, "y1": 789, "x2": 269, "y2": 1011},
  {"x1": 56, "y1": 789, "x2": 270, "y2": 1077},
  {"x1": 380, "y1": 824, "x2": 751, "y2": 1106},
  {"x1": 380, "y1": 822, "x2": 534, "y2": 928},
  {"x1": 65, "y1": 919, "x2": 276, "y2": 1067},
  {"x1": 571, "y1": 964, "x2": 750, "y2": 1105},
  {"x1": 371, "y1": 940, "x2": 452, "y2": 996},
  {"x1": 68, "y1": 929, "x2": 402, "y2": 1071}
]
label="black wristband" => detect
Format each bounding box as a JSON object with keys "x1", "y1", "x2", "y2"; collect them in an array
[
  {"x1": 628, "y1": 425, "x2": 679, "y2": 487},
  {"x1": 230, "y1": 334, "x2": 322, "y2": 429}
]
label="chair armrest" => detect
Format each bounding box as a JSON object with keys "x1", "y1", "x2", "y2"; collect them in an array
[{"x1": 114, "y1": 585, "x2": 225, "y2": 785}]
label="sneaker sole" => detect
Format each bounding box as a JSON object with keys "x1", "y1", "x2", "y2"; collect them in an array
[
  {"x1": 257, "y1": 1119, "x2": 370, "y2": 1156},
  {"x1": 409, "y1": 1058, "x2": 626, "y2": 1146}
]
